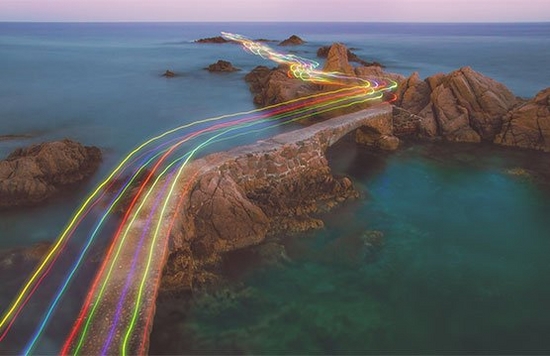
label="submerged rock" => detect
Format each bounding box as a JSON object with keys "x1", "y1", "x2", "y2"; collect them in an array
[
  {"x1": 205, "y1": 60, "x2": 240, "y2": 72},
  {"x1": 0, "y1": 139, "x2": 102, "y2": 208},
  {"x1": 279, "y1": 35, "x2": 305, "y2": 46},
  {"x1": 495, "y1": 87, "x2": 550, "y2": 152},
  {"x1": 0, "y1": 241, "x2": 51, "y2": 271}
]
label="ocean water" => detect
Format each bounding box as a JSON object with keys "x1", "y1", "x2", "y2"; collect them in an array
[{"x1": 0, "y1": 22, "x2": 550, "y2": 354}]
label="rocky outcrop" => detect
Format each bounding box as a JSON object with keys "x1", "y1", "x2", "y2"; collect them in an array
[
  {"x1": 160, "y1": 106, "x2": 392, "y2": 293},
  {"x1": 323, "y1": 43, "x2": 355, "y2": 77},
  {"x1": 244, "y1": 65, "x2": 316, "y2": 106},
  {"x1": 495, "y1": 88, "x2": 550, "y2": 152},
  {"x1": 205, "y1": 60, "x2": 240, "y2": 72},
  {"x1": 279, "y1": 35, "x2": 305, "y2": 46},
  {"x1": 317, "y1": 45, "x2": 384, "y2": 67},
  {"x1": 355, "y1": 112, "x2": 400, "y2": 151},
  {"x1": 195, "y1": 36, "x2": 229, "y2": 44},
  {"x1": 244, "y1": 42, "x2": 399, "y2": 109},
  {"x1": 0, "y1": 139, "x2": 102, "y2": 208},
  {"x1": 395, "y1": 67, "x2": 520, "y2": 142}
]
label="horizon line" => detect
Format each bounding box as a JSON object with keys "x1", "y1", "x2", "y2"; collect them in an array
[{"x1": 1, "y1": 20, "x2": 549, "y2": 24}]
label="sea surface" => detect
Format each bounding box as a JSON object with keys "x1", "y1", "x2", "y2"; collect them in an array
[{"x1": 1, "y1": 22, "x2": 550, "y2": 354}]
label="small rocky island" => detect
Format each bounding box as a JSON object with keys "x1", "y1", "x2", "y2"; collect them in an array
[
  {"x1": 279, "y1": 35, "x2": 305, "y2": 46},
  {"x1": 0, "y1": 139, "x2": 102, "y2": 208},
  {"x1": 205, "y1": 60, "x2": 240, "y2": 72}
]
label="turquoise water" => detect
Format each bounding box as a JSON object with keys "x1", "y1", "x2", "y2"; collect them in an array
[
  {"x1": 151, "y1": 141, "x2": 550, "y2": 354},
  {"x1": 0, "y1": 22, "x2": 549, "y2": 353}
]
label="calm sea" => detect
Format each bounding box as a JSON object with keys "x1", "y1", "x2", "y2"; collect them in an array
[{"x1": 1, "y1": 22, "x2": 550, "y2": 354}]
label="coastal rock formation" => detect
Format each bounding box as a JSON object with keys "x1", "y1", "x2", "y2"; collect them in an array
[
  {"x1": 160, "y1": 106, "x2": 393, "y2": 293},
  {"x1": 0, "y1": 139, "x2": 102, "y2": 208},
  {"x1": 279, "y1": 35, "x2": 305, "y2": 46},
  {"x1": 205, "y1": 60, "x2": 240, "y2": 72},
  {"x1": 495, "y1": 88, "x2": 550, "y2": 152},
  {"x1": 194, "y1": 36, "x2": 229, "y2": 44},
  {"x1": 244, "y1": 65, "x2": 316, "y2": 106},
  {"x1": 323, "y1": 43, "x2": 355, "y2": 77},
  {"x1": 244, "y1": 42, "x2": 397, "y2": 109},
  {"x1": 395, "y1": 67, "x2": 520, "y2": 142},
  {"x1": 355, "y1": 112, "x2": 400, "y2": 150},
  {"x1": 317, "y1": 45, "x2": 384, "y2": 67}
]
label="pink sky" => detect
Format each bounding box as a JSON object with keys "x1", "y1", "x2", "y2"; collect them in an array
[{"x1": 1, "y1": 0, "x2": 549, "y2": 22}]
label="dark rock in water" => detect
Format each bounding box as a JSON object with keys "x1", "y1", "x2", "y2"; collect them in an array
[
  {"x1": 205, "y1": 60, "x2": 240, "y2": 72},
  {"x1": 0, "y1": 139, "x2": 102, "y2": 208},
  {"x1": 361, "y1": 230, "x2": 384, "y2": 249},
  {"x1": 279, "y1": 35, "x2": 305, "y2": 46},
  {"x1": 255, "y1": 38, "x2": 277, "y2": 43},
  {"x1": 395, "y1": 67, "x2": 520, "y2": 143},
  {"x1": 194, "y1": 36, "x2": 229, "y2": 44},
  {"x1": 317, "y1": 45, "x2": 385, "y2": 67},
  {"x1": 162, "y1": 70, "x2": 177, "y2": 78},
  {"x1": 495, "y1": 87, "x2": 550, "y2": 152}
]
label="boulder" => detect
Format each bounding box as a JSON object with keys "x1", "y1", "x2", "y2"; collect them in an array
[
  {"x1": 279, "y1": 35, "x2": 305, "y2": 46},
  {"x1": 205, "y1": 60, "x2": 240, "y2": 72},
  {"x1": 495, "y1": 88, "x2": 550, "y2": 152},
  {"x1": 0, "y1": 139, "x2": 102, "y2": 208}
]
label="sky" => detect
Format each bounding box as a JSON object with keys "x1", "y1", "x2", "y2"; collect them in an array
[{"x1": 1, "y1": 0, "x2": 549, "y2": 22}]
